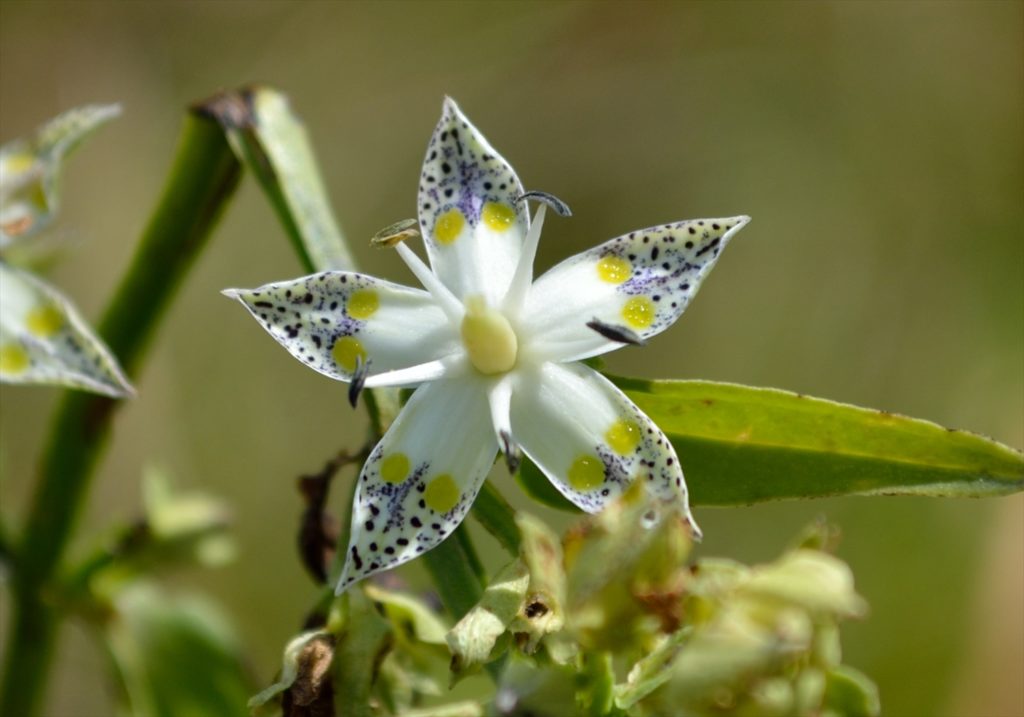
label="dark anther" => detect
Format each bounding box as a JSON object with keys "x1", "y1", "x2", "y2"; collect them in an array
[
  {"x1": 500, "y1": 430, "x2": 522, "y2": 474},
  {"x1": 515, "y1": 190, "x2": 572, "y2": 217},
  {"x1": 586, "y1": 318, "x2": 646, "y2": 346},
  {"x1": 348, "y1": 355, "x2": 369, "y2": 408}
]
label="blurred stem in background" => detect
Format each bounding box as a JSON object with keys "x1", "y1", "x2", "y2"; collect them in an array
[{"x1": 0, "y1": 102, "x2": 243, "y2": 717}]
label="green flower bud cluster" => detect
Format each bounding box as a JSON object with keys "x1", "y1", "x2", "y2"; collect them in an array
[{"x1": 255, "y1": 485, "x2": 877, "y2": 717}]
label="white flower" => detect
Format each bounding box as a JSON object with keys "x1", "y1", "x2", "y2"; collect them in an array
[
  {"x1": 0, "y1": 104, "x2": 133, "y2": 397},
  {"x1": 225, "y1": 99, "x2": 749, "y2": 593}
]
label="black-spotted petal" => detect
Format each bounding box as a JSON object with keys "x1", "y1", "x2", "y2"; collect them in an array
[
  {"x1": 0, "y1": 262, "x2": 133, "y2": 396},
  {"x1": 224, "y1": 272, "x2": 459, "y2": 384},
  {"x1": 337, "y1": 376, "x2": 497, "y2": 592},
  {"x1": 417, "y1": 98, "x2": 529, "y2": 304},
  {"x1": 509, "y1": 361, "x2": 696, "y2": 530},
  {"x1": 521, "y1": 216, "x2": 750, "y2": 362}
]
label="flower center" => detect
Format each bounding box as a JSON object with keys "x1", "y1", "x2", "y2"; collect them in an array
[{"x1": 460, "y1": 295, "x2": 518, "y2": 375}]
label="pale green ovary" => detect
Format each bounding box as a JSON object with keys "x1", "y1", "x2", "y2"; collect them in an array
[{"x1": 460, "y1": 296, "x2": 518, "y2": 375}]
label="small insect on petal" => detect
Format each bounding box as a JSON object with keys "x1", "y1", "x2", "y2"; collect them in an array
[{"x1": 370, "y1": 218, "x2": 420, "y2": 248}]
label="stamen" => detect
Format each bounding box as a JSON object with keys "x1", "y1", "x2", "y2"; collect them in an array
[
  {"x1": 501, "y1": 204, "x2": 546, "y2": 314},
  {"x1": 394, "y1": 242, "x2": 463, "y2": 321},
  {"x1": 348, "y1": 355, "x2": 369, "y2": 407},
  {"x1": 362, "y1": 356, "x2": 458, "y2": 389},
  {"x1": 488, "y1": 376, "x2": 518, "y2": 472},
  {"x1": 586, "y1": 318, "x2": 647, "y2": 346},
  {"x1": 516, "y1": 190, "x2": 572, "y2": 217},
  {"x1": 500, "y1": 430, "x2": 522, "y2": 474}
]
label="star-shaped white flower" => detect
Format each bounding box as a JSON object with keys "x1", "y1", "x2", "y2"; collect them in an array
[
  {"x1": 0, "y1": 104, "x2": 133, "y2": 397},
  {"x1": 225, "y1": 99, "x2": 749, "y2": 593}
]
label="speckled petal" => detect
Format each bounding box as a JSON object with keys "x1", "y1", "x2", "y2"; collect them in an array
[
  {"x1": 0, "y1": 104, "x2": 121, "y2": 246},
  {"x1": 521, "y1": 216, "x2": 750, "y2": 362},
  {"x1": 509, "y1": 361, "x2": 695, "y2": 527},
  {"x1": 417, "y1": 98, "x2": 529, "y2": 304},
  {"x1": 336, "y1": 376, "x2": 497, "y2": 592},
  {"x1": 0, "y1": 262, "x2": 133, "y2": 397},
  {"x1": 225, "y1": 272, "x2": 458, "y2": 383}
]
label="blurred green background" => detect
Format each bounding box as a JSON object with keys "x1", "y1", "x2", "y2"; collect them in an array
[{"x1": 1, "y1": 2, "x2": 1021, "y2": 715}]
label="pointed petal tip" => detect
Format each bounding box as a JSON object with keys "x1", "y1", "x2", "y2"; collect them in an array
[
  {"x1": 97, "y1": 103, "x2": 123, "y2": 120},
  {"x1": 441, "y1": 95, "x2": 460, "y2": 113},
  {"x1": 115, "y1": 380, "x2": 138, "y2": 400},
  {"x1": 220, "y1": 288, "x2": 242, "y2": 300},
  {"x1": 728, "y1": 215, "x2": 752, "y2": 234},
  {"x1": 716, "y1": 215, "x2": 751, "y2": 247},
  {"x1": 686, "y1": 513, "x2": 703, "y2": 542},
  {"x1": 333, "y1": 576, "x2": 349, "y2": 596}
]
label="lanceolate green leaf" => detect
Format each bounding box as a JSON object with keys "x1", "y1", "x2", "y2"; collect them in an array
[
  {"x1": 612, "y1": 378, "x2": 1023, "y2": 505},
  {"x1": 207, "y1": 86, "x2": 354, "y2": 274}
]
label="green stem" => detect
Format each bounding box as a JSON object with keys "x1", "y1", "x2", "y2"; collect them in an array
[
  {"x1": 472, "y1": 482, "x2": 522, "y2": 554},
  {"x1": 0, "y1": 104, "x2": 243, "y2": 717},
  {"x1": 420, "y1": 524, "x2": 484, "y2": 621}
]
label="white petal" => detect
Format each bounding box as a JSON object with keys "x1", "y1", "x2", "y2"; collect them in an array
[
  {"x1": 509, "y1": 362, "x2": 695, "y2": 526},
  {"x1": 225, "y1": 271, "x2": 459, "y2": 383},
  {"x1": 1, "y1": 104, "x2": 121, "y2": 245},
  {"x1": 522, "y1": 217, "x2": 750, "y2": 362},
  {"x1": 417, "y1": 98, "x2": 529, "y2": 304},
  {"x1": 0, "y1": 263, "x2": 133, "y2": 397},
  {"x1": 337, "y1": 376, "x2": 497, "y2": 591}
]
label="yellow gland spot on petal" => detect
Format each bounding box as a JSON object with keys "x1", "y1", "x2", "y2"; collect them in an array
[
  {"x1": 568, "y1": 454, "x2": 606, "y2": 492},
  {"x1": 481, "y1": 202, "x2": 516, "y2": 232},
  {"x1": 331, "y1": 336, "x2": 366, "y2": 373},
  {"x1": 347, "y1": 289, "x2": 379, "y2": 320},
  {"x1": 622, "y1": 296, "x2": 655, "y2": 330},
  {"x1": 26, "y1": 304, "x2": 64, "y2": 338},
  {"x1": 380, "y1": 453, "x2": 410, "y2": 484},
  {"x1": 1, "y1": 151, "x2": 37, "y2": 175},
  {"x1": 424, "y1": 473, "x2": 460, "y2": 514},
  {"x1": 606, "y1": 419, "x2": 642, "y2": 455},
  {"x1": 0, "y1": 344, "x2": 30, "y2": 375},
  {"x1": 434, "y1": 208, "x2": 465, "y2": 245},
  {"x1": 597, "y1": 255, "x2": 632, "y2": 284},
  {"x1": 460, "y1": 296, "x2": 518, "y2": 375}
]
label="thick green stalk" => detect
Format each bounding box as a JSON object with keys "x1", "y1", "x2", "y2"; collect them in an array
[
  {"x1": 421, "y1": 525, "x2": 485, "y2": 621},
  {"x1": 0, "y1": 103, "x2": 243, "y2": 717},
  {"x1": 472, "y1": 482, "x2": 522, "y2": 554}
]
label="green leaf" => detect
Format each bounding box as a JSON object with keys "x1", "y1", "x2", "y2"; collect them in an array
[
  {"x1": 210, "y1": 87, "x2": 354, "y2": 274},
  {"x1": 471, "y1": 482, "x2": 523, "y2": 554},
  {"x1": 515, "y1": 458, "x2": 580, "y2": 513},
  {"x1": 612, "y1": 377, "x2": 1023, "y2": 504},
  {"x1": 105, "y1": 583, "x2": 252, "y2": 717},
  {"x1": 822, "y1": 665, "x2": 881, "y2": 717},
  {"x1": 614, "y1": 630, "x2": 690, "y2": 710},
  {"x1": 446, "y1": 559, "x2": 529, "y2": 682},
  {"x1": 335, "y1": 590, "x2": 393, "y2": 717},
  {"x1": 363, "y1": 583, "x2": 449, "y2": 646},
  {"x1": 396, "y1": 703, "x2": 484, "y2": 717}
]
